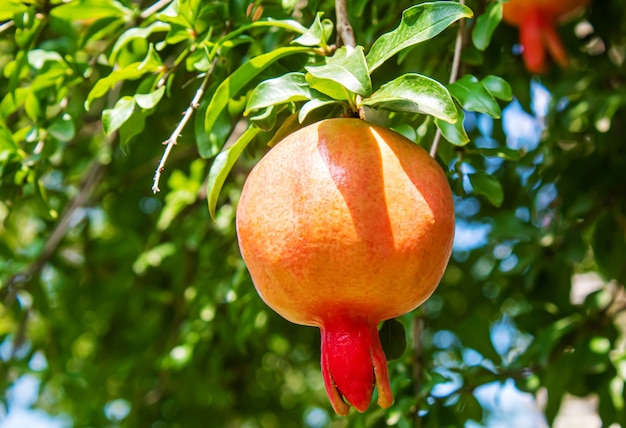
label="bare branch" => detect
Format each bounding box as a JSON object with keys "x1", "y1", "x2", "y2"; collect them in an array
[
  {"x1": 335, "y1": 0, "x2": 356, "y2": 48},
  {"x1": 430, "y1": 0, "x2": 467, "y2": 159},
  {"x1": 152, "y1": 60, "x2": 217, "y2": 194},
  {"x1": 140, "y1": 0, "x2": 173, "y2": 19},
  {"x1": 1, "y1": 160, "x2": 106, "y2": 304}
]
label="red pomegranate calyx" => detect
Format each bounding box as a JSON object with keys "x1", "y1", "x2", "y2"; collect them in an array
[{"x1": 321, "y1": 315, "x2": 392, "y2": 415}]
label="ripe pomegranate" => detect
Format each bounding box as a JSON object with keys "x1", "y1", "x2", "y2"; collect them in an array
[
  {"x1": 236, "y1": 118, "x2": 455, "y2": 415},
  {"x1": 502, "y1": 0, "x2": 590, "y2": 73}
]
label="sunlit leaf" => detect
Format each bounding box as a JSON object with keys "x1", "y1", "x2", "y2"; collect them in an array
[
  {"x1": 306, "y1": 46, "x2": 372, "y2": 96},
  {"x1": 366, "y1": 2, "x2": 473, "y2": 72},
  {"x1": 245, "y1": 72, "x2": 311, "y2": 114},
  {"x1": 435, "y1": 108, "x2": 470, "y2": 146},
  {"x1": 292, "y1": 12, "x2": 333, "y2": 47},
  {"x1": 207, "y1": 124, "x2": 261, "y2": 221},
  {"x1": 202, "y1": 46, "x2": 313, "y2": 157},
  {"x1": 102, "y1": 96, "x2": 135, "y2": 135},
  {"x1": 50, "y1": 0, "x2": 132, "y2": 22},
  {"x1": 134, "y1": 86, "x2": 166, "y2": 110},
  {"x1": 362, "y1": 73, "x2": 457, "y2": 123}
]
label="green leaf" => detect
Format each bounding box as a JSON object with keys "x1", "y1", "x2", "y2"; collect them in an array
[
  {"x1": 298, "y1": 96, "x2": 343, "y2": 123},
  {"x1": 468, "y1": 171, "x2": 504, "y2": 207},
  {"x1": 435, "y1": 108, "x2": 470, "y2": 146},
  {"x1": 202, "y1": 46, "x2": 313, "y2": 157},
  {"x1": 86, "y1": 46, "x2": 163, "y2": 110},
  {"x1": 119, "y1": 108, "x2": 148, "y2": 151},
  {"x1": 110, "y1": 22, "x2": 170, "y2": 64},
  {"x1": 379, "y1": 319, "x2": 407, "y2": 361},
  {"x1": 366, "y1": 2, "x2": 473, "y2": 72},
  {"x1": 449, "y1": 75, "x2": 501, "y2": 118},
  {"x1": 50, "y1": 0, "x2": 132, "y2": 22},
  {"x1": 207, "y1": 125, "x2": 261, "y2": 221},
  {"x1": 47, "y1": 113, "x2": 75, "y2": 142},
  {"x1": 482, "y1": 75, "x2": 512, "y2": 101},
  {"x1": 0, "y1": 0, "x2": 27, "y2": 21},
  {"x1": 102, "y1": 96, "x2": 135, "y2": 136},
  {"x1": 292, "y1": 12, "x2": 333, "y2": 47},
  {"x1": 592, "y1": 211, "x2": 626, "y2": 281},
  {"x1": 245, "y1": 73, "x2": 311, "y2": 115},
  {"x1": 362, "y1": 74, "x2": 457, "y2": 123},
  {"x1": 134, "y1": 86, "x2": 166, "y2": 110},
  {"x1": 305, "y1": 46, "x2": 372, "y2": 97},
  {"x1": 472, "y1": 2, "x2": 503, "y2": 51},
  {"x1": 478, "y1": 147, "x2": 521, "y2": 161}
]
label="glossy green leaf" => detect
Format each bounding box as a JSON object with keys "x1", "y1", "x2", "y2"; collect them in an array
[
  {"x1": 102, "y1": 96, "x2": 135, "y2": 135},
  {"x1": 119, "y1": 108, "x2": 148, "y2": 151},
  {"x1": 366, "y1": 2, "x2": 473, "y2": 72},
  {"x1": 207, "y1": 124, "x2": 261, "y2": 221},
  {"x1": 134, "y1": 86, "x2": 166, "y2": 110},
  {"x1": 435, "y1": 108, "x2": 470, "y2": 147},
  {"x1": 482, "y1": 75, "x2": 513, "y2": 101},
  {"x1": 298, "y1": 96, "x2": 343, "y2": 123},
  {"x1": 305, "y1": 46, "x2": 371, "y2": 97},
  {"x1": 292, "y1": 13, "x2": 333, "y2": 47},
  {"x1": 202, "y1": 46, "x2": 313, "y2": 157},
  {"x1": 245, "y1": 73, "x2": 311, "y2": 114},
  {"x1": 362, "y1": 73, "x2": 457, "y2": 123},
  {"x1": 468, "y1": 171, "x2": 504, "y2": 207},
  {"x1": 449, "y1": 75, "x2": 501, "y2": 118},
  {"x1": 472, "y1": 2, "x2": 503, "y2": 51},
  {"x1": 86, "y1": 46, "x2": 163, "y2": 110}
]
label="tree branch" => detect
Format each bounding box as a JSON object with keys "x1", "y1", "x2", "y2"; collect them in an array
[
  {"x1": 0, "y1": 20, "x2": 14, "y2": 34},
  {"x1": 151, "y1": 59, "x2": 216, "y2": 194},
  {"x1": 1, "y1": 159, "x2": 107, "y2": 304},
  {"x1": 430, "y1": 0, "x2": 467, "y2": 158},
  {"x1": 140, "y1": 0, "x2": 173, "y2": 19},
  {"x1": 335, "y1": 0, "x2": 355, "y2": 48}
]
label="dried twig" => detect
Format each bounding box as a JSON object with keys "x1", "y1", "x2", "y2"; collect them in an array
[
  {"x1": 429, "y1": 0, "x2": 467, "y2": 158},
  {"x1": 151, "y1": 60, "x2": 216, "y2": 194}
]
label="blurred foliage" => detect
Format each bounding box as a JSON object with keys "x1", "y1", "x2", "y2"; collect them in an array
[{"x1": 1, "y1": 0, "x2": 626, "y2": 427}]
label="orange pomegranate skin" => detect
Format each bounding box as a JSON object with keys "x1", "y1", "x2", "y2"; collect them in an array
[
  {"x1": 502, "y1": 0, "x2": 590, "y2": 73},
  {"x1": 236, "y1": 118, "x2": 455, "y2": 415}
]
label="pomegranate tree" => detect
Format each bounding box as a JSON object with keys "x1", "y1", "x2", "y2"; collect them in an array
[{"x1": 236, "y1": 119, "x2": 455, "y2": 415}]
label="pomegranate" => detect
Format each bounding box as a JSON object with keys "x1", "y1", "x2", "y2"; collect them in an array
[
  {"x1": 236, "y1": 118, "x2": 455, "y2": 415},
  {"x1": 502, "y1": 0, "x2": 590, "y2": 73}
]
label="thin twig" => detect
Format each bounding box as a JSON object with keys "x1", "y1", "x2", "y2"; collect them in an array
[
  {"x1": 152, "y1": 60, "x2": 216, "y2": 194},
  {"x1": 140, "y1": 0, "x2": 173, "y2": 19},
  {"x1": 429, "y1": 0, "x2": 467, "y2": 158}
]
